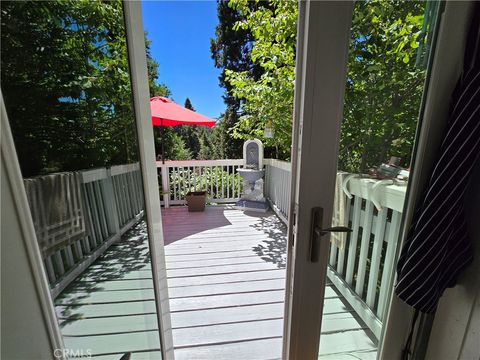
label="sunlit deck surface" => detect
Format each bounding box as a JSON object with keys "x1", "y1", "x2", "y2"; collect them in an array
[{"x1": 55, "y1": 206, "x2": 377, "y2": 359}]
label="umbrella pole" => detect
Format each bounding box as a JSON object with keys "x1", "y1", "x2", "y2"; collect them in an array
[{"x1": 161, "y1": 118, "x2": 165, "y2": 164}]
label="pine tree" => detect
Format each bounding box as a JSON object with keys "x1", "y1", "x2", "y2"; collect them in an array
[{"x1": 210, "y1": 0, "x2": 266, "y2": 158}]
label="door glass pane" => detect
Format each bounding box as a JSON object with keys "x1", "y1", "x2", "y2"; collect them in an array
[
  {"x1": 1, "y1": 1, "x2": 162, "y2": 358},
  {"x1": 320, "y1": 1, "x2": 439, "y2": 358}
]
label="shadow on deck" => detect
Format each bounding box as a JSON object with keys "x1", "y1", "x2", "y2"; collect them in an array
[{"x1": 54, "y1": 205, "x2": 377, "y2": 359}]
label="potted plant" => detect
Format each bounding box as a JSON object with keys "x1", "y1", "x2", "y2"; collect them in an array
[{"x1": 185, "y1": 191, "x2": 207, "y2": 212}]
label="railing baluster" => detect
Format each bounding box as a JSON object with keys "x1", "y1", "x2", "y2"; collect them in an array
[
  {"x1": 366, "y1": 208, "x2": 387, "y2": 308},
  {"x1": 112, "y1": 176, "x2": 124, "y2": 226},
  {"x1": 238, "y1": 166, "x2": 242, "y2": 198},
  {"x1": 355, "y1": 200, "x2": 374, "y2": 297},
  {"x1": 329, "y1": 244, "x2": 338, "y2": 267},
  {"x1": 178, "y1": 166, "x2": 181, "y2": 200},
  {"x1": 336, "y1": 197, "x2": 351, "y2": 275},
  {"x1": 85, "y1": 183, "x2": 102, "y2": 245},
  {"x1": 116, "y1": 175, "x2": 125, "y2": 222},
  {"x1": 123, "y1": 173, "x2": 132, "y2": 219},
  {"x1": 377, "y1": 210, "x2": 402, "y2": 318},
  {"x1": 193, "y1": 166, "x2": 197, "y2": 192},
  {"x1": 122, "y1": 173, "x2": 133, "y2": 220},
  {"x1": 137, "y1": 170, "x2": 144, "y2": 210},
  {"x1": 138, "y1": 170, "x2": 143, "y2": 210},
  {"x1": 52, "y1": 251, "x2": 65, "y2": 277},
  {"x1": 80, "y1": 183, "x2": 96, "y2": 251},
  {"x1": 215, "y1": 166, "x2": 219, "y2": 200},
  {"x1": 226, "y1": 165, "x2": 230, "y2": 199},
  {"x1": 116, "y1": 175, "x2": 127, "y2": 224},
  {"x1": 231, "y1": 166, "x2": 235, "y2": 199},
  {"x1": 129, "y1": 170, "x2": 139, "y2": 215},
  {"x1": 221, "y1": 166, "x2": 225, "y2": 199},
  {"x1": 174, "y1": 166, "x2": 178, "y2": 201},
  {"x1": 73, "y1": 240, "x2": 83, "y2": 260},
  {"x1": 65, "y1": 245, "x2": 75, "y2": 269},
  {"x1": 281, "y1": 168, "x2": 284, "y2": 205},
  {"x1": 345, "y1": 196, "x2": 362, "y2": 285},
  {"x1": 93, "y1": 181, "x2": 109, "y2": 239},
  {"x1": 44, "y1": 256, "x2": 56, "y2": 283},
  {"x1": 210, "y1": 166, "x2": 213, "y2": 200},
  {"x1": 116, "y1": 175, "x2": 127, "y2": 225}
]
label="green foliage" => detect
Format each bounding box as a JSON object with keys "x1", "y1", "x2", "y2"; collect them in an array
[
  {"x1": 225, "y1": 0, "x2": 298, "y2": 159},
  {"x1": 171, "y1": 98, "x2": 201, "y2": 157},
  {"x1": 210, "y1": 0, "x2": 265, "y2": 159},
  {"x1": 166, "y1": 98, "x2": 222, "y2": 161},
  {"x1": 168, "y1": 167, "x2": 241, "y2": 200},
  {"x1": 223, "y1": 0, "x2": 430, "y2": 169},
  {"x1": 169, "y1": 133, "x2": 193, "y2": 160},
  {"x1": 340, "y1": 0, "x2": 428, "y2": 172},
  {"x1": 1, "y1": 0, "x2": 169, "y2": 176}
]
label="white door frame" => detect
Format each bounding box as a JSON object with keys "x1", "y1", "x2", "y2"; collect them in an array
[
  {"x1": 123, "y1": 2, "x2": 175, "y2": 359},
  {"x1": 283, "y1": 2, "x2": 353, "y2": 359},
  {"x1": 1, "y1": 92, "x2": 66, "y2": 359}
]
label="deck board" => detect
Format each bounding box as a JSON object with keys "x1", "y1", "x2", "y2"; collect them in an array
[{"x1": 55, "y1": 205, "x2": 377, "y2": 359}]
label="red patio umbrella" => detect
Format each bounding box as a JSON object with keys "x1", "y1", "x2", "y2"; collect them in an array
[{"x1": 150, "y1": 96, "x2": 216, "y2": 163}]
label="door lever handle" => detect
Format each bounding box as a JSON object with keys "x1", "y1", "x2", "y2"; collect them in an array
[
  {"x1": 310, "y1": 207, "x2": 352, "y2": 262},
  {"x1": 314, "y1": 226, "x2": 352, "y2": 237}
]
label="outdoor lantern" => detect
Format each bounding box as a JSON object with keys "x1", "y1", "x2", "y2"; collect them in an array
[{"x1": 264, "y1": 120, "x2": 274, "y2": 138}]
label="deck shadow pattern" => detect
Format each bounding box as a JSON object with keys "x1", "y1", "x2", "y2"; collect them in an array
[{"x1": 54, "y1": 206, "x2": 377, "y2": 359}]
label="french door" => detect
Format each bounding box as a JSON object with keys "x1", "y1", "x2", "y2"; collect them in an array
[
  {"x1": 283, "y1": 2, "x2": 354, "y2": 358},
  {"x1": 283, "y1": 1, "x2": 442, "y2": 359},
  {"x1": 123, "y1": 2, "x2": 174, "y2": 359},
  {"x1": 122, "y1": 1, "x2": 443, "y2": 359}
]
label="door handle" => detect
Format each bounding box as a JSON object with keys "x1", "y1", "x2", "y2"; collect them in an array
[
  {"x1": 310, "y1": 207, "x2": 352, "y2": 262},
  {"x1": 314, "y1": 226, "x2": 352, "y2": 237}
]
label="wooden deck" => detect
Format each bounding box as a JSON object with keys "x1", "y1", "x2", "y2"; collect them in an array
[{"x1": 55, "y1": 206, "x2": 377, "y2": 359}]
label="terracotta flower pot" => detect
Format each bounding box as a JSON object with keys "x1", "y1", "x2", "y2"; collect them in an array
[{"x1": 185, "y1": 191, "x2": 207, "y2": 212}]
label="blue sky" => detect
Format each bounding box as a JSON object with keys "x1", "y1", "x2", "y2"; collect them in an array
[{"x1": 141, "y1": 1, "x2": 225, "y2": 120}]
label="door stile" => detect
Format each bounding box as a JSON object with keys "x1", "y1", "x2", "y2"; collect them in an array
[
  {"x1": 123, "y1": 2, "x2": 175, "y2": 359},
  {"x1": 283, "y1": 2, "x2": 353, "y2": 359}
]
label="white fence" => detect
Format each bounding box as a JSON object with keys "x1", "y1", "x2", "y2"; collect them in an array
[
  {"x1": 30, "y1": 155, "x2": 407, "y2": 328},
  {"x1": 157, "y1": 160, "x2": 243, "y2": 207},
  {"x1": 327, "y1": 176, "x2": 406, "y2": 338},
  {"x1": 263, "y1": 160, "x2": 407, "y2": 339},
  {"x1": 24, "y1": 163, "x2": 144, "y2": 298},
  {"x1": 264, "y1": 159, "x2": 292, "y2": 223}
]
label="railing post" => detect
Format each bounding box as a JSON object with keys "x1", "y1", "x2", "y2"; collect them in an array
[
  {"x1": 102, "y1": 169, "x2": 120, "y2": 235},
  {"x1": 161, "y1": 164, "x2": 170, "y2": 208}
]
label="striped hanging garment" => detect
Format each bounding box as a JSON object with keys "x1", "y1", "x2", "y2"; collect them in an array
[{"x1": 395, "y1": 66, "x2": 480, "y2": 313}]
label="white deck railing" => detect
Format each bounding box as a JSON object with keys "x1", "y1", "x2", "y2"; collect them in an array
[
  {"x1": 26, "y1": 155, "x2": 407, "y2": 326},
  {"x1": 24, "y1": 163, "x2": 144, "y2": 298},
  {"x1": 157, "y1": 160, "x2": 243, "y2": 207},
  {"x1": 264, "y1": 160, "x2": 407, "y2": 339},
  {"x1": 264, "y1": 159, "x2": 292, "y2": 223}
]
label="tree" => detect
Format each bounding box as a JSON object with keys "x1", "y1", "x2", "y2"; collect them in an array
[
  {"x1": 210, "y1": 0, "x2": 266, "y2": 158},
  {"x1": 171, "y1": 98, "x2": 201, "y2": 157},
  {"x1": 224, "y1": 0, "x2": 430, "y2": 169},
  {"x1": 1, "y1": 0, "x2": 169, "y2": 176},
  {"x1": 224, "y1": 0, "x2": 298, "y2": 159},
  {"x1": 184, "y1": 98, "x2": 195, "y2": 111},
  {"x1": 339, "y1": 0, "x2": 428, "y2": 172}
]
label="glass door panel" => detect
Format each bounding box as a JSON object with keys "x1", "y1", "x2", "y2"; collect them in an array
[
  {"x1": 285, "y1": 1, "x2": 440, "y2": 359},
  {"x1": 320, "y1": 1, "x2": 440, "y2": 358},
  {"x1": 1, "y1": 1, "x2": 172, "y2": 358}
]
